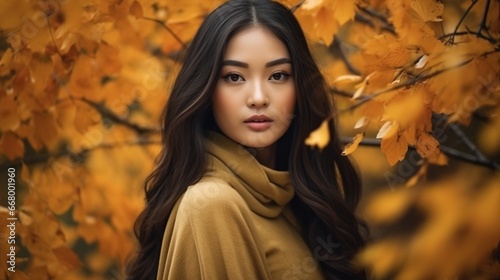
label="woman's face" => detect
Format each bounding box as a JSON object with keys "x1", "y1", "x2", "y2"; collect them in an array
[{"x1": 212, "y1": 26, "x2": 296, "y2": 149}]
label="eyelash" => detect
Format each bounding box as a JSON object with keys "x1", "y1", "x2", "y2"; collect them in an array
[{"x1": 222, "y1": 71, "x2": 291, "y2": 83}]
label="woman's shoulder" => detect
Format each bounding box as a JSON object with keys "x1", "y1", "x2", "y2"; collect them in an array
[{"x1": 175, "y1": 177, "x2": 249, "y2": 219}]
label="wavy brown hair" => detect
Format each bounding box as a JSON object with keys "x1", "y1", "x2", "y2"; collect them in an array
[{"x1": 126, "y1": 0, "x2": 366, "y2": 279}]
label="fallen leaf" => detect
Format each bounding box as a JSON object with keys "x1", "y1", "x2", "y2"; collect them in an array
[
  {"x1": 305, "y1": 119, "x2": 330, "y2": 150},
  {"x1": 342, "y1": 133, "x2": 364, "y2": 156}
]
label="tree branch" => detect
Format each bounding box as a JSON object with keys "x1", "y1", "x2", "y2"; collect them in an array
[
  {"x1": 439, "y1": 30, "x2": 497, "y2": 44},
  {"x1": 0, "y1": 139, "x2": 161, "y2": 168},
  {"x1": 340, "y1": 48, "x2": 500, "y2": 113},
  {"x1": 340, "y1": 137, "x2": 500, "y2": 171},
  {"x1": 448, "y1": 0, "x2": 479, "y2": 44},
  {"x1": 448, "y1": 122, "x2": 490, "y2": 163},
  {"x1": 290, "y1": 0, "x2": 305, "y2": 13},
  {"x1": 330, "y1": 35, "x2": 360, "y2": 75},
  {"x1": 142, "y1": 16, "x2": 187, "y2": 50},
  {"x1": 356, "y1": 4, "x2": 397, "y2": 35},
  {"x1": 79, "y1": 98, "x2": 160, "y2": 135},
  {"x1": 356, "y1": 5, "x2": 397, "y2": 35},
  {"x1": 477, "y1": 0, "x2": 492, "y2": 35}
]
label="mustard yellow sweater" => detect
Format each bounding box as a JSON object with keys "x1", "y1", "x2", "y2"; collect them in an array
[{"x1": 156, "y1": 132, "x2": 325, "y2": 280}]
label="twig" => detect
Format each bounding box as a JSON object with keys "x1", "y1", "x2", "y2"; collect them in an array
[
  {"x1": 47, "y1": 15, "x2": 62, "y2": 58},
  {"x1": 449, "y1": 0, "x2": 479, "y2": 44},
  {"x1": 477, "y1": 0, "x2": 492, "y2": 35},
  {"x1": 79, "y1": 98, "x2": 159, "y2": 135},
  {"x1": 142, "y1": 16, "x2": 187, "y2": 49},
  {"x1": 448, "y1": 122, "x2": 489, "y2": 163},
  {"x1": 356, "y1": 5, "x2": 397, "y2": 35},
  {"x1": 331, "y1": 35, "x2": 360, "y2": 75},
  {"x1": 439, "y1": 31, "x2": 497, "y2": 44},
  {"x1": 290, "y1": 0, "x2": 305, "y2": 13},
  {"x1": 340, "y1": 137, "x2": 500, "y2": 171}
]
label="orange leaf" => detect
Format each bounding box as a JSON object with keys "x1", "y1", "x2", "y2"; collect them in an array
[
  {"x1": 416, "y1": 133, "x2": 439, "y2": 158},
  {"x1": 377, "y1": 121, "x2": 396, "y2": 139},
  {"x1": 32, "y1": 112, "x2": 58, "y2": 149},
  {"x1": 129, "y1": 1, "x2": 144, "y2": 19},
  {"x1": 0, "y1": 93, "x2": 20, "y2": 132},
  {"x1": 342, "y1": 133, "x2": 364, "y2": 156},
  {"x1": 0, "y1": 131, "x2": 24, "y2": 160},
  {"x1": 332, "y1": 0, "x2": 356, "y2": 25},
  {"x1": 53, "y1": 246, "x2": 82, "y2": 269},
  {"x1": 410, "y1": 0, "x2": 444, "y2": 22},
  {"x1": 305, "y1": 120, "x2": 330, "y2": 150},
  {"x1": 74, "y1": 103, "x2": 101, "y2": 134},
  {"x1": 381, "y1": 130, "x2": 408, "y2": 166}
]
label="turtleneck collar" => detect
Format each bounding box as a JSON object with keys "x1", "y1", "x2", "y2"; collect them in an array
[{"x1": 204, "y1": 132, "x2": 295, "y2": 218}]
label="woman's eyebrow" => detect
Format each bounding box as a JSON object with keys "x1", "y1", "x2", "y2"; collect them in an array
[{"x1": 221, "y1": 58, "x2": 292, "y2": 68}]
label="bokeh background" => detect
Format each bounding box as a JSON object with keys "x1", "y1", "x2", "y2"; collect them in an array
[{"x1": 0, "y1": 0, "x2": 499, "y2": 279}]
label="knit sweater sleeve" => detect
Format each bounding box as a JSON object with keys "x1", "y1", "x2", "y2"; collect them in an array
[{"x1": 157, "y1": 179, "x2": 271, "y2": 280}]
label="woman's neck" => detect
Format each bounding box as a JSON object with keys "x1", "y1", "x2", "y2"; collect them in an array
[{"x1": 246, "y1": 144, "x2": 276, "y2": 169}]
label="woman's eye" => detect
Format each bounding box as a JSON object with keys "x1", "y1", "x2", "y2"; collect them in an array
[
  {"x1": 270, "y1": 72, "x2": 290, "y2": 81},
  {"x1": 223, "y1": 73, "x2": 244, "y2": 82}
]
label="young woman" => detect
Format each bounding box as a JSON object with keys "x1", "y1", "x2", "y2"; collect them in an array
[{"x1": 127, "y1": 0, "x2": 367, "y2": 279}]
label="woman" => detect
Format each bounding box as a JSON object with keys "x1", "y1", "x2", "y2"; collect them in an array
[{"x1": 127, "y1": 0, "x2": 367, "y2": 279}]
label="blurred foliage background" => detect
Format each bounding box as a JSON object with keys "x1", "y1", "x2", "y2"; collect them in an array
[{"x1": 0, "y1": 0, "x2": 499, "y2": 279}]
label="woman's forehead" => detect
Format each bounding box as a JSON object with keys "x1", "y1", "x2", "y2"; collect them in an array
[{"x1": 222, "y1": 26, "x2": 291, "y2": 63}]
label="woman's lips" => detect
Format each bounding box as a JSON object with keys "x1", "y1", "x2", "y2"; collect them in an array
[{"x1": 244, "y1": 115, "x2": 273, "y2": 131}]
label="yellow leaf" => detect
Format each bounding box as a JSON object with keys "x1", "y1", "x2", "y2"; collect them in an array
[
  {"x1": 376, "y1": 121, "x2": 396, "y2": 139},
  {"x1": 0, "y1": 48, "x2": 13, "y2": 76},
  {"x1": 342, "y1": 133, "x2": 364, "y2": 156},
  {"x1": 381, "y1": 128, "x2": 408, "y2": 166},
  {"x1": 383, "y1": 44, "x2": 410, "y2": 68},
  {"x1": 74, "y1": 102, "x2": 101, "y2": 134},
  {"x1": 416, "y1": 133, "x2": 439, "y2": 158},
  {"x1": 53, "y1": 246, "x2": 82, "y2": 269},
  {"x1": 364, "y1": 189, "x2": 413, "y2": 224},
  {"x1": 332, "y1": 0, "x2": 356, "y2": 25},
  {"x1": 129, "y1": 1, "x2": 144, "y2": 19},
  {"x1": 356, "y1": 239, "x2": 404, "y2": 277},
  {"x1": 301, "y1": 0, "x2": 324, "y2": 10},
  {"x1": 415, "y1": 55, "x2": 428, "y2": 69},
  {"x1": 305, "y1": 120, "x2": 330, "y2": 150},
  {"x1": 410, "y1": 0, "x2": 444, "y2": 22},
  {"x1": 354, "y1": 116, "x2": 368, "y2": 129},
  {"x1": 427, "y1": 150, "x2": 448, "y2": 166},
  {"x1": 0, "y1": 93, "x2": 20, "y2": 132},
  {"x1": 32, "y1": 112, "x2": 58, "y2": 150},
  {"x1": 382, "y1": 88, "x2": 425, "y2": 128},
  {"x1": 295, "y1": 4, "x2": 339, "y2": 46},
  {"x1": 316, "y1": 7, "x2": 339, "y2": 45},
  {"x1": 96, "y1": 43, "x2": 122, "y2": 75},
  {"x1": 332, "y1": 74, "x2": 362, "y2": 84},
  {"x1": 0, "y1": 131, "x2": 24, "y2": 160},
  {"x1": 352, "y1": 81, "x2": 366, "y2": 99}
]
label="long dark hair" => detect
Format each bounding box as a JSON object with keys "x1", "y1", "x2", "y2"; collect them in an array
[{"x1": 127, "y1": 0, "x2": 366, "y2": 279}]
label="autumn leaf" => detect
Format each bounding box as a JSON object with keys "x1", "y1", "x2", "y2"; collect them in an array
[
  {"x1": 129, "y1": 1, "x2": 144, "y2": 19},
  {"x1": 342, "y1": 133, "x2": 364, "y2": 156},
  {"x1": 410, "y1": 0, "x2": 444, "y2": 22},
  {"x1": 416, "y1": 133, "x2": 439, "y2": 158},
  {"x1": 32, "y1": 112, "x2": 59, "y2": 150},
  {"x1": 0, "y1": 93, "x2": 20, "y2": 132},
  {"x1": 53, "y1": 246, "x2": 83, "y2": 269},
  {"x1": 380, "y1": 123, "x2": 408, "y2": 166},
  {"x1": 0, "y1": 131, "x2": 24, "y2": 160},
  {"x1": 305, "y1": 119, "x2": 330, "y2": 150}
]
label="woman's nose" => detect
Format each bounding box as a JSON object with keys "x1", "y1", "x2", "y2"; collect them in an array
[{"x1": 247, "y1": 82, "x2": 269, "y2": 108}]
